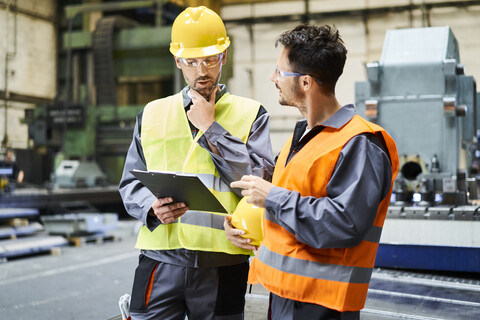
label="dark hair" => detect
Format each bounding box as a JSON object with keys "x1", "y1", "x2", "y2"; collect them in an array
[{"x1": 275, "y1": 24, "x2": 347, "y2": 92}]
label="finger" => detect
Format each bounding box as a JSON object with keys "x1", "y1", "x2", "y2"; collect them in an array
[
  {"x1": 236, "y1": 238, "x2": 257, "y2": 251},
  {"x1": 159, "y1": 206, "x2": 189, "y2": 224},
  {"x1": 225, "y1": 221, "x2": 247, "y2": 237},
  {"x1": 190, "y1": 89, "x2": 204, "y2": 101},
  {"x1": 164, "y1": 202, "x2": 187, "y2": 213},
  {"x1": 230, "y1": 180, "x2": 248, "y2": 189},
  {"x1": 233, "y1": 228, "x2": 246, "y2": 236},
  {"x1": 241, "y1": 175, "x2": 256, "y2": 182},
  {"x1": 224, "y1": 216, "x2": 244, "y2": 235},
  {"x1": 224, "y1": 215, "x2": 233, "y2": 228},
  {"x1": 208, "y1": 86, "x2": 217, "y2": 102},
  {"x1": 154, "y1": 202, "x2": 187, "y2": 216},
  {"x1": 241, "y1": 189, "x2": 252, "y2": 198},
  {"x1": 155, "y1": 197, "x2": 174, "y2": 207},
  {"x1": 244, "y1": 194, "x2": 254, "y2": 203},
  {"x1": 170, "y1": 207, "x2": 189, "y2": 220},
  {"x1": 225, "y1": 231, "x2": 255, "y2": 251}
]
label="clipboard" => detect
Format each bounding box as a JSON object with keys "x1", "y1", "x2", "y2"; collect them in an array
[{"x1": 130, "y1": 170, "x2": 228, "y2": 213}]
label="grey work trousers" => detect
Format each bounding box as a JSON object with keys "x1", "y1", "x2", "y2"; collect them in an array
[
  {"x1": 269, "y1": 293, "x2": 360, "y2": 320},
  {"x1": 129, "y1": 254, "x2": 248, "y2": 320}
]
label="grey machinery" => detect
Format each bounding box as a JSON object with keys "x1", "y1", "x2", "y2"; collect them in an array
[
  {"x1": 356, "y1": 25, "x2": 479, "y2": 209},
  {"x1": 355, "y1": 26, "x2": 480, "y2": 272}
]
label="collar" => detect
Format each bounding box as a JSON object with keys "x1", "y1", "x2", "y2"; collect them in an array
[
  {"x1": 294, "y1": 104, "x2": 357, "y2": 132},
  {"x1": 182, "y1": 84, "x2": 228, "y2": 108},
  {"x1": 319, "y1": 104, "x2": 356, "y2": 129}
]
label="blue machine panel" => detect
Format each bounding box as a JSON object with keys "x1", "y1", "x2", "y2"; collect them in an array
[{"x1": 376, "y1": 243, "x2": 480, "y2": 273}]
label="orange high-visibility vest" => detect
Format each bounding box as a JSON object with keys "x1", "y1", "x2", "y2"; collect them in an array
[{"x1": 249, "y1": 114, "x2": 399, "y2": 311}]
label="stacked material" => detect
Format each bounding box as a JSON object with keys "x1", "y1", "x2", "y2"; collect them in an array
[{"x1": 0, "y1": 208, "x2": 68, "y2": 261}]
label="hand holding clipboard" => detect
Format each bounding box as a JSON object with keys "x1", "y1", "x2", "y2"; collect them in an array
[{"x1": 130, "y1": 170, "x2": 228, "y2": 213}]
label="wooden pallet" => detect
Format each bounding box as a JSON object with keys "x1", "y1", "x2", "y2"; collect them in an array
[{"x1": 67, "y1": 233, "x2": 120, "y2": 247}]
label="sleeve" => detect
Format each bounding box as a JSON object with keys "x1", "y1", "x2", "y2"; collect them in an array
[
  {"x1": 197, "y1": 106, "x2": 275, "y2": 196},
  {"x1": 264, "y1": 134, "x2": 392, "y2": 249},
  {"x1": 118, "y1": 112, "x2": 160, "y2": 231}
]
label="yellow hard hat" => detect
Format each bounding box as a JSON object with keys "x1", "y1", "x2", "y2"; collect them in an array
[
  {"x1": 230, "y1": 197, "x2": 264, "y2": 246},
  {"x1": 170, "y1": 6, "x2": 230, "y2": 58}
]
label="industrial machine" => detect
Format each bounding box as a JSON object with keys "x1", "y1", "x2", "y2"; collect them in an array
[
  {"x1": 6, "y1": 2, "x2": 231, "y2": 214},
  {"x1": 8, "y1": 4, "x2": 176, "y2": 212},
  {"x1": 356, "y1": 26, "x2": 480, "y2": 272},
  {"x1": 23, "y1": 1, "x2": 233, "y2": 187},
  {"x1": 26, "y1": 13, "x2": 177, "y2": 186}
]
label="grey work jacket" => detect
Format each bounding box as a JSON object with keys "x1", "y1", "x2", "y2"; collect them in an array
[{"x1": 119, "y1": 85, "x2": 275, "y2": 267}]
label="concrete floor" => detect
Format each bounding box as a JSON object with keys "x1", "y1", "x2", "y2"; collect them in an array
[
  {"x1": 1, "y1": 220, "x2": 480, "y2": 320},
  {"x1": 0, "y1": 220, "x2": 272, "y2": 320},
  {"x1": 0, "y1": 220, "x2": 139, "y2": 320}
]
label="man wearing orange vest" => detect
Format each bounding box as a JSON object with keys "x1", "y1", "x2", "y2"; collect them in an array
[
  {"x1": 225, "y1": 24, "x2": 399, "y2": 319},
  {"x1": 119, "y1": 6, "x2": 274, "y2": 320}
]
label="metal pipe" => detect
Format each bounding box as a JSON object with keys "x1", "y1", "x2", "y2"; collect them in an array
[
  {"x1": 223, "y1": 0, "x2": 480, "y2": 25},
  {"x1": 303, "y1": 0, "x2": 309, "y2": 24},
  {"x1": 2, "y1": 0, "x2": 11, "y2": 148},
  {"x1": 62, "y1": 17, "x2": 75, "y2": 153},
  {"x1": 248, "y1": 4, "x2": 255, "y2": 100},
  {"x1": 65, "y1": 0, "x2": 156, "y2": 20},
  {"x1": 0, "y1": 0, "x2": 54, "y2": 22}
]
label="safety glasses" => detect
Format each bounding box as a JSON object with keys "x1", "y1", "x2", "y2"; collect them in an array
[
  {"x1": 274, "y1": 66, "x2": 322, "y2": 85},
  {"x1": 178, "y1": 52, "x2": 224, "y2": 69}
]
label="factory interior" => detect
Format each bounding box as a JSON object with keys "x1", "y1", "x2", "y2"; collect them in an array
[{"x1": 1, "y1": 0, "x2": 480, "y2": 319}]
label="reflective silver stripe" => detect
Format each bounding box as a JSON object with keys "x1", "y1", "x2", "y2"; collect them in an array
[
  {"x1": 257, "y1": 245, "x2": 373, "y2": 284},
  {"x1": 196, "y1": 173, "x2": 231, "y2": 192},
  {"x1": 265, "y1": 212, "x2": 382, "y2": 244},
  {"x1": 364, "y1": 225, "x2": 383, "y2": 243},
  {"x1": 180, "y1": 210, "x2": 225, "y2": 230}
]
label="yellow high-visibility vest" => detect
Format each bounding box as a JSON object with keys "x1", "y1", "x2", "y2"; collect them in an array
[{"x1": 136, "y1": 92, "x2": 260, "y2": 255}]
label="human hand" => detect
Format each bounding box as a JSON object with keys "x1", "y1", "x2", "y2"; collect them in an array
[
  {"x1": 150, "y1": 197, "x2": 188, "y2": 224},
  {"x1": 230, "y1": 175, "x2": 274, "y2": 208},
  {"x1": 186, "y1": 87, "x2": 217, "y2": 132},
  {"x1": 224, "y1": 215, "x2": 258, "y2": 251}
]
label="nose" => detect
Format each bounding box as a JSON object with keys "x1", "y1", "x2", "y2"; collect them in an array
[
  {"x1": 270, "y1": 71, "x2": 276, "y2": 83},
  {"x1": 196, "y1": 63, "x2": 208, "y2": 75}
]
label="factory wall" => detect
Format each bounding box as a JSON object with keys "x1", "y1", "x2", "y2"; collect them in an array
[
  {"x1": 1, "y1": 0, "x2": 480, "y2": 154},
  {"x1": 222, "y1": 0, "x2": 480, "y2": 153},
  {"x1": 0, "y1": 0, "x2": 57, "y2": 149}
]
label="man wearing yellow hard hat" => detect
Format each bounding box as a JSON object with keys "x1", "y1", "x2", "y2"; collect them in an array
[{"x1": 119, "y1": 5, "x2": 274, "y2": 320}]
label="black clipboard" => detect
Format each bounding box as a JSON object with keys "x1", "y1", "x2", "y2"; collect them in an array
[{"x1": 130, "y1": 170, "x2": 228, "y2": 213}]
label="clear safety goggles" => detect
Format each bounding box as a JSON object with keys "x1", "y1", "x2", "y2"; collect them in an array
[
  {"x1": 274, "y1": 66, "x2": 322, "y2": 85},
  {"x1": 178, "y1": 52, "x2": 224, "y2": 69}
]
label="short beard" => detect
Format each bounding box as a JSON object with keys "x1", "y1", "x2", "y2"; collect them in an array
[
  {"x1": 278, "y1": 78, "x2": 303, "y2": 106},
  {"x1": 194, "y1": 74, "x2": 221, "y2": 100}
]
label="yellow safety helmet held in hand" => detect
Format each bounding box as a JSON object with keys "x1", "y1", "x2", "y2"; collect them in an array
[
  {"x1": 170, "y1": 6, "x2": 230, "y2": 58},
  {"x1": 231, "y1": 197, "x2": 264, "y2": 246}
]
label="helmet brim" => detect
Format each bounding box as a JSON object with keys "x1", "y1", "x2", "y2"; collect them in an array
[{"x1": 170, "y1": 40, "x2": 230, "y2": 59}]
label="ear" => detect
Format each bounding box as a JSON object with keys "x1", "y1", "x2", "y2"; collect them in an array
[
  {"x1": 301, "y1": 75, "x2": 313, "y2": 91},
  {"x1": 174, "y1": 57, "x2": 182, "y2": 69},
  {"x1": 222, "y1": 50, "x2": 227, "y2": 65}
]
